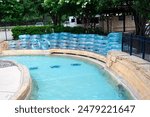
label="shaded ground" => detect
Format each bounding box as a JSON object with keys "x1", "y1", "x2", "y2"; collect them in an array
[{"x1": 0, "y1": 61, "x2": 16, "y2": 68}]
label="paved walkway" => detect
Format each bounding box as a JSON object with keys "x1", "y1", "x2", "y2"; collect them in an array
[
  {"x1": 0, "y1": 31, "x2": 13, "y2": 42},
  {"x1": 0, "y1": 63, "x2": 21, "y2": 100}
]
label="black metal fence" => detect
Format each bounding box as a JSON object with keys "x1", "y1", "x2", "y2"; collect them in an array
[
  {"x1": 122, "y1": 33, "x2": 150, "y2": 62},
  {"x1": 0, "y1": 20, "x2": 46, "y2": 27}
]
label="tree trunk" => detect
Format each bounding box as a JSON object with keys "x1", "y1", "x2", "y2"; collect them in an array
[
  {"x1": 82, "y1": 16, "x2": 88, "y2": 33},
  {"x1": 51, "y1": 14, "x2": 58, "y2": 26},
  {"x1": 58, "y1": 15, "x2": 61, "y2": 26},
  {"x1": 106, "y1": 15, "x2": 109, "y2": 33},
  {"x1": 133, "y1": 11, "x2": 147, "y2": 36}
]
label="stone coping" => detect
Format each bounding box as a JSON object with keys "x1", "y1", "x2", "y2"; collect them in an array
[
  {"x1": 0, "y1": 41, "x2": 8, "y2": 53},
  {"x1": 107, "y1": 51, "x2": 150, "y2": 99},
  {"x1": 0, "y1": 60, "x2": 32, "y2": 100},
  {"x1": 1, "y1": 49, "x2": 107, "y2": 62},
  {"x1": 10, "y1": 63, "x2": 32, "y2": 100},
  {"x1": 0, "y1": 49, "x2": 150, "y2": 99}
]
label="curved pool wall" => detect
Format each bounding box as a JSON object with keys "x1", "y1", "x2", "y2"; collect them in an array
[
  {"x1": 0, "y1": 49, "x2": 150, "y2": 99},
  {"x1": 0, "y1": 52, "x2": 134, "y2": 100},
  {"x1": 8, "y1": 32, "x2": 122, "y2": 56},
  {"x1": 107, "y1": 51, "x2": 150, "y2": 99}
]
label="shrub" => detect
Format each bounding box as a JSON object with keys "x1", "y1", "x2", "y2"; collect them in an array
[
  {"x1": 12, "y1": 25, "x2": 104, "y2": 40},
  {"x1": 12, "y1": 26, "x2": 54, "y2": 39}
]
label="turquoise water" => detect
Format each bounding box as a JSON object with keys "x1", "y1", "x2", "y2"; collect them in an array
[{"x1": 0, "y1": 56, "x2": 133, "y2": 100}]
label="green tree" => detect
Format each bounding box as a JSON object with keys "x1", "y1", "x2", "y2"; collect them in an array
[
  {"x1": 113, "y1": 0, "x2": 150, "y2": 35},
  {"x1": 0, "y1": 0, "x2": 46, "y2": 24},
  {"x1": 1, "y1": 0, "x2": 149, "y2": 35},
  {"x1": 44, "y1": 0, "x2": 101, "y2": 27},
  {"x1": 0, "y1": 0, "x2": 23, "y2": 22},
  {"x1": 132, "y1": 0, "x2": 150, "y2": 35},
  {"x1": 18, "y1": 0, "x2": 44, "y2": 22},
  {"x1": 44, "y1": 0, "x2": 61, "y2": 25},
  {"x1": 73, "y1": 0, "x2": 100, "y2": 28},
  {"x1": 44, "y1": 0, "x2": 79, "y2": 25}
]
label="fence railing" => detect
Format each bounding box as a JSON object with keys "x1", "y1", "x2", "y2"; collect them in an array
[
  {"x1": 122, "y1": 33, "x2": 150, "y2": 62},
  {"x1": 0, "y1": 20, "x2": 44, "y2": 27}
]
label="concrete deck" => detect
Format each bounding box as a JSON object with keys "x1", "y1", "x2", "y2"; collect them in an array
[
  {"x1": 0, "y1": 66, "x2": 21, "y2": 99},
  {"x1": 0, "y1": 60, "x2": 31, "y2": 100}
]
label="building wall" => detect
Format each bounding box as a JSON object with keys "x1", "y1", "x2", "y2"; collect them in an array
[
  {"x1": 112, "y1": 15, "x2": 135, "y2": 32},
  {"x1": 100, "y1": 15, "x2": 135, "y2": 33}
]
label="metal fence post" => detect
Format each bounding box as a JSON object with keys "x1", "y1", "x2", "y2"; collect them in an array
[
  {"x1": 122, "y1": 33, "x2": 149, "y2": 61},
  {"x1": 142, "y1": 36, "x2": 145, "y2": 59},
  {"x1": 4, "y1": 24, "x2": 8, "y2": 41},
  {"x1": 129, "y1": 34, "x2": 133, "y2": 55},
  {"x1": 122, "y1": 33, "x2": 124, "y2": 51}
]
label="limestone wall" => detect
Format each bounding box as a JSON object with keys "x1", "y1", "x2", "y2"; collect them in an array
[
  {"x1": 1, "y1": 49, "x2": 150, "y2": 99},
  {"x1": 2, "y1": 49, "x2": 106, "y2": 63},
  {"x1": 50, "y1": 49, "x2": 106, "y2": 62},
  {"x1": 107, "y1": 51, "x2": 150, "y2": 99},
  {"x1": 0, "y1": 41, "x2": 8, "y2": 53},
  {"x1": 2, "y1": 50, "x2": 50, "y2": 56}
]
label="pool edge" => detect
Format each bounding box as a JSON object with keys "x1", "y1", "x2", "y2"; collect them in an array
[
  {"x1": 0, "y1": 49, "x2": 150, "y2": 100},
  {"x1": 10, "y1": 63, "x2": 32, "y2": 100}
]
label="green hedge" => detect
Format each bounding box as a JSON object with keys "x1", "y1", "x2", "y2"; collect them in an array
[
  {"x1": 12, "y1": 25, "x2": 104, "y2": 39},
  {"x1": 12, "y1": 26, "x2": 53, "y2": 39}
]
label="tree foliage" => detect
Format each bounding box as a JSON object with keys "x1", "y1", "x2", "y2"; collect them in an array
[
  {"x1": 0, "y1": 0, "x2": 149, "y2": 35},
  {"x1": 0, "y1": 0, "x2": 23, "y2": 22},
  {"x1": 113, "y1": 0, "x2": 150, "y2": 35},
  {"x1": 0, "y1": 0, "x2": 45, "y2": 23}
]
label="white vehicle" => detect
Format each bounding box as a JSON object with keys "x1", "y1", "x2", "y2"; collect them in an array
[
  {"x1": 63, "y1": 16, "x2": 82, "y2": 27},
  {"x1": 63, "y1": 15, "x2": 100, "y2": 27}
]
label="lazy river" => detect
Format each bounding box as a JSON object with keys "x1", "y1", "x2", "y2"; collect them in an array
[{"x1": 0, "y1": 55, "x2": 133, "y2": 100}]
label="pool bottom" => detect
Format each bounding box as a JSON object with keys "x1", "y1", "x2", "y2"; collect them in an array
[{"x1": 26, "y1": 55, "x2": 133, "y2": 100}]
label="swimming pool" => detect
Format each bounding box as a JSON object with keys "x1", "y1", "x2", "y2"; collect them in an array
[{"x1": 0, "y1": 55, "x2": 133, "y2": 100}]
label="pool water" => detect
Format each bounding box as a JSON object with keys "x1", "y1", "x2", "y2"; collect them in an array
[{"x1": 0, "y1": 56, "x2": 133, "y2": 100}]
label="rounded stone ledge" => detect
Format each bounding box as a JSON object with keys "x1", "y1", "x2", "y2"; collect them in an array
[
  {"x1": 1, "y1": 50, "x2": 50, "y2": 56},
  {"x1": 107, "y1": 50, "x2": 150, "y2": 99},
  {"x1": 4, "y1": 49, "x2": 150, "y2": 99},
  {"x1": 10, "y1": 63, "x2": 32, "y2": 100},
  {"x1": 0, "y1": 41, "x2": 8, "y2": 53},
  {"x1": 1, "y1": 49, "x2": 106, "y2": 63},
  {"x1": 0, "y1": 60, "x2": 32, "y2": 100},
  {"x1": 50, "y1": 49, "x2": 106, "y2": 63}
]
